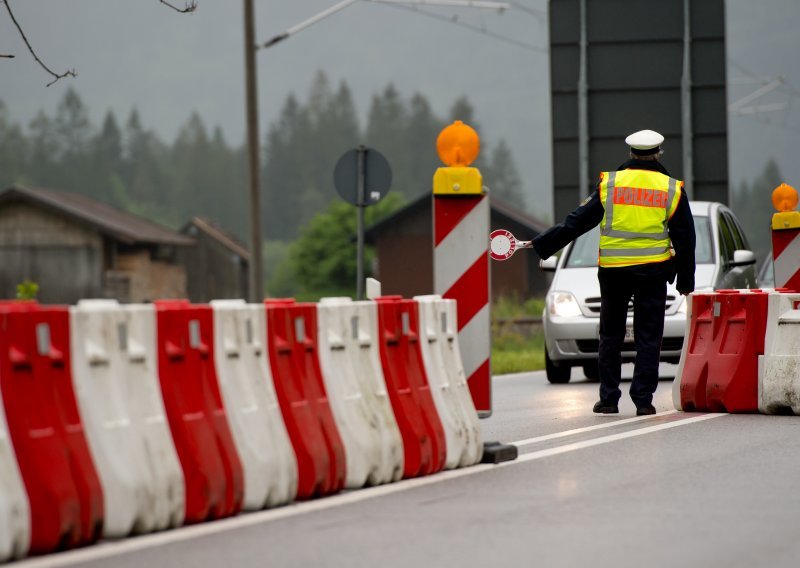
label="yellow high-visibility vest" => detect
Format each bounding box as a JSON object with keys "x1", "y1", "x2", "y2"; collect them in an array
[{"x1": 597, "y1": 169, "x2": 682, "y2": 268}]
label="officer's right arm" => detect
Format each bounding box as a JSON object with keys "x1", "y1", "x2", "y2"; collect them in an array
[{"x1": 532, "y1": 190, "x2": 604, "y2": 259}]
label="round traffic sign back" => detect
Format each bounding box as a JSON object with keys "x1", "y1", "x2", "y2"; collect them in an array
[{"x1": 333, "y1": 146, "x2": 392, "y2": 206}]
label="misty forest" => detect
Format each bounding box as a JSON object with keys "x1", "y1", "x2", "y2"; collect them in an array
[{"x1": 0, "y1": 71, "x2": 530, "y2": 294}]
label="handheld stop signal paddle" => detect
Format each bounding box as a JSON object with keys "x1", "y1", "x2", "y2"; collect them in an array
[{"x1": 489, "y1": 229, "x2": 532, "y2": 261}]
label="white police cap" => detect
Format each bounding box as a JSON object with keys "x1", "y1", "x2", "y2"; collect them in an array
[{"x1": 625, "y1": 129, "x2": 664, "y2": 155}]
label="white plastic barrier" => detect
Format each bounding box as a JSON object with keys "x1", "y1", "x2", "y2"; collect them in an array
[
  {"x1": 439, "y1": 298, "x2": 483, "y2": 465},
  {"x1": 210, "y1": 300, "x2": 297, "y2": 508},
  {"x1": 351, "y1": 300, "x2": 404, "y2": 483},
  {"x1": 415, "y1": 295, "x2": 482, "y2": 468},
  {"x1": 318, "y1": 298, "x2": 403, "y2": 487},
  {"x1": 0, "y1": 384, "x2": 30, "y2": 561},
  {"x1": 759, "y1": 292, "x2": 800, "y2": 415},
  {"x1": 70, "y1": 300, "x2": 184, "y2": 537},
  {"x1": 123, "y1": 304, "x2": 185, "y2": 530}
]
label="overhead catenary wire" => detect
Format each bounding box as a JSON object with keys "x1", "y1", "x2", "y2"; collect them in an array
[
  {"x1": 374, "y1": 1, "x2": 548, "y2": 53},
  {"x1": 506, "y1": 0, "x2": 545, "y2": 22},
  {"x1": 729, "y1": 58, "x2": 800, "y2": 100}
]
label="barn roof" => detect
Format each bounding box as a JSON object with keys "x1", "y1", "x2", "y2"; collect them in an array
[
  {"x1": 364, "y1": 193, "x2": 549, "y2": 242},
  {"x1": 0, "y1": 185, "x2": 194, "y2": 246},
  {"x1": 182, "y1": 216, "x2": 250, "y2": 261}
]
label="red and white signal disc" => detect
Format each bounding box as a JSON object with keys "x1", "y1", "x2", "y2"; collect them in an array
[{"x1": 489, "y1": 229, "x2": 516, "y2": 261}]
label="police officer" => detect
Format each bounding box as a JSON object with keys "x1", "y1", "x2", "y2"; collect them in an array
[{"x1": 533, "y1": 130, "x2": 696, "y2": 416}]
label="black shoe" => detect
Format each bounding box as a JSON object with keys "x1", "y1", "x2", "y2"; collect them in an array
[
  {"x1": 593, "y1": 400, "x2": 619, "y2": 414},
  {"x1": 636, "y1": 404, "x2": 656, "y2": 416}
]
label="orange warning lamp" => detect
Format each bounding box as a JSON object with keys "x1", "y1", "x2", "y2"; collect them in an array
[
  {"x1": 771, "y1": 183, "x2": 800, "y2": 230},
  {"x1": 436, "y1": 120, "x2": 480, "y2": 167},
  {"x1": 772, "y1": 183, "x2": 799, "y2": 212},
  {"x1": 433, "y1": 120, "x2": 483, "y2": 195}
]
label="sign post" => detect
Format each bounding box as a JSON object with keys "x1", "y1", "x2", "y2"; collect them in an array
[{"x1": 334, "y1": 146, "x2": 392, "y2": 300}]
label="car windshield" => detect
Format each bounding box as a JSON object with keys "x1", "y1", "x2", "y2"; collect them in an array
[{"x1": 564, "y1": 215, "x2": 713, "y2": 267}]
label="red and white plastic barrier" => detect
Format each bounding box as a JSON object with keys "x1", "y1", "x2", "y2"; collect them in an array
[
  {"x1": 675, "y1": 290, "x2": 768, "y2": 413},
  {"x1": 265, "y1": 300, "x2": 346, "y2": 499},
  {"x1": 376, "y1": 296, "x2": 447, "y2": 478},
  {"x1": 0, "y1": 303, "x2": 104, "y2": 554},
  {"x1": 671, "y1": 291, "x2": 713, "y2": 412},
  {"x1": 211, "y1": 300, "x2": 298, "y2": 509},
  {"x1": 0, "y1": 293, "x2": 487, "y2": 562},
  {"x1": 154, "y1": 300, "x2": 244, "y2": 523}
]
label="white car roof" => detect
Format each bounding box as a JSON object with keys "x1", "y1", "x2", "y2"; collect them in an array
[{"x1": 689, "y1": 200, "x2": 715, "y2": 217}]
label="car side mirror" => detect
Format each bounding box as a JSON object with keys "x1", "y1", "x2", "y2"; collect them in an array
[
  {"x1": 731, "y1": 250, "x2": 756, "y2": 267},
  {"x1": 539, "y1": 257, "x2": 558, "y2": 272}
]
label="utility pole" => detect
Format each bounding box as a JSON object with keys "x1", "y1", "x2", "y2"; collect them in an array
[
  {"x1": 577, "y1": 0, "x2": 589, "y2": 199},
  {"x1": 243, "y1": 0, "x2": 263, "y2": 302}
]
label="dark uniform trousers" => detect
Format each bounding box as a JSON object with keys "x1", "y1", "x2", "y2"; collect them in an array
[{"x1": 597, "y1": 266, "x2": 668, "y2": 407}]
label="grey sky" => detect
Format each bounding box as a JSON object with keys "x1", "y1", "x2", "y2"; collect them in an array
[{"x1": 1, "y1": 1, "x2": 799, "y2": 223}]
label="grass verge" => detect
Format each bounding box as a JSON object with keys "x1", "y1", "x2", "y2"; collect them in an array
[{"x1": 491, "y1": 295, "x2": 546, "y2": 375}]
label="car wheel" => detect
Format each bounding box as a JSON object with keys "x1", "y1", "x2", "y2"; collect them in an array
[
  {"x1": 545, "y1": 350, "x2": 571, "y2": 384},
  {"x1": 583, "y1": 361, "x2": 600, "y2": 381}
]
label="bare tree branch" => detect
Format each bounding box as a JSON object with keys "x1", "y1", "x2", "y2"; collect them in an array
[
  {"x1": 2, "y1": 0, "x2": 76, "y2": 86},
  {"x1": 159, "y1": 0, "x2": 197, "y2": 13},
  {"x1": 1, "y1": 54, "x2": 16, "y2": 58}
]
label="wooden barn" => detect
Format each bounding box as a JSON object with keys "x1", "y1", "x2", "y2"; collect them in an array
[
  {"x1": 0, "y1": 186, "x2": 194, "y2": 304},
  {"x1": 179, "y1": 217, "x2": 250, "y2": 302},
  {"x1": 364, "y1": 194, "x2": 552, "y2": 300}
]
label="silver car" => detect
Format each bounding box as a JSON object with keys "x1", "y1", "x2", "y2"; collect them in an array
[{"x1": 540, "y1": 201, "x2": 757, "y2": 383}]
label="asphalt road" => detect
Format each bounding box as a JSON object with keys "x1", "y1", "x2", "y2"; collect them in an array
[{"x1": 18, "y1": 367, "x2": 800, "y2": 568}]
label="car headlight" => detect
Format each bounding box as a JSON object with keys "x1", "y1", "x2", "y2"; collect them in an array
[{"x1": 548, "y1": 291, "x2": 583, "y2": 318}]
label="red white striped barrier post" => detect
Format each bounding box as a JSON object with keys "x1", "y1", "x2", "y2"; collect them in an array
[
  {"x1": 432, "y1": 121, "x2": 491, "y2": 417},
  {"x1": 771, "y1": 183, "x2": 800, "y2": 292}
]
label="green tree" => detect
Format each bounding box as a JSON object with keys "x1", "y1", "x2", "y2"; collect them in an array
[{"x1": 287, "y1": 193, "x2": 406, "y2": 294}]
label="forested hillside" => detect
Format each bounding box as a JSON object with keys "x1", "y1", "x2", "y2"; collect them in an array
[{"x1": 0, "y1": 71, "x2": 525, "y2": 243}]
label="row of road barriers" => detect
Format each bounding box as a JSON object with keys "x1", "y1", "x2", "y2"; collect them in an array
[
  {"x1": 672, "y1": 288, "x2": 800, "y2": 415},
  {"x1": 0, "y1": 294, "x2": 483, "y2": 562}
]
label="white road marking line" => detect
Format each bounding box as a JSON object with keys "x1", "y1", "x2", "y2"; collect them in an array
[
  {"x1": 511, "y1": 413, "x2": 723, "y2": 463},
  {"x1": 13, "y1": 412, "x2": 723, "y2": 568},
  {"x1": 513, "y1": 410, "x2": 679, "y2": 447}
]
